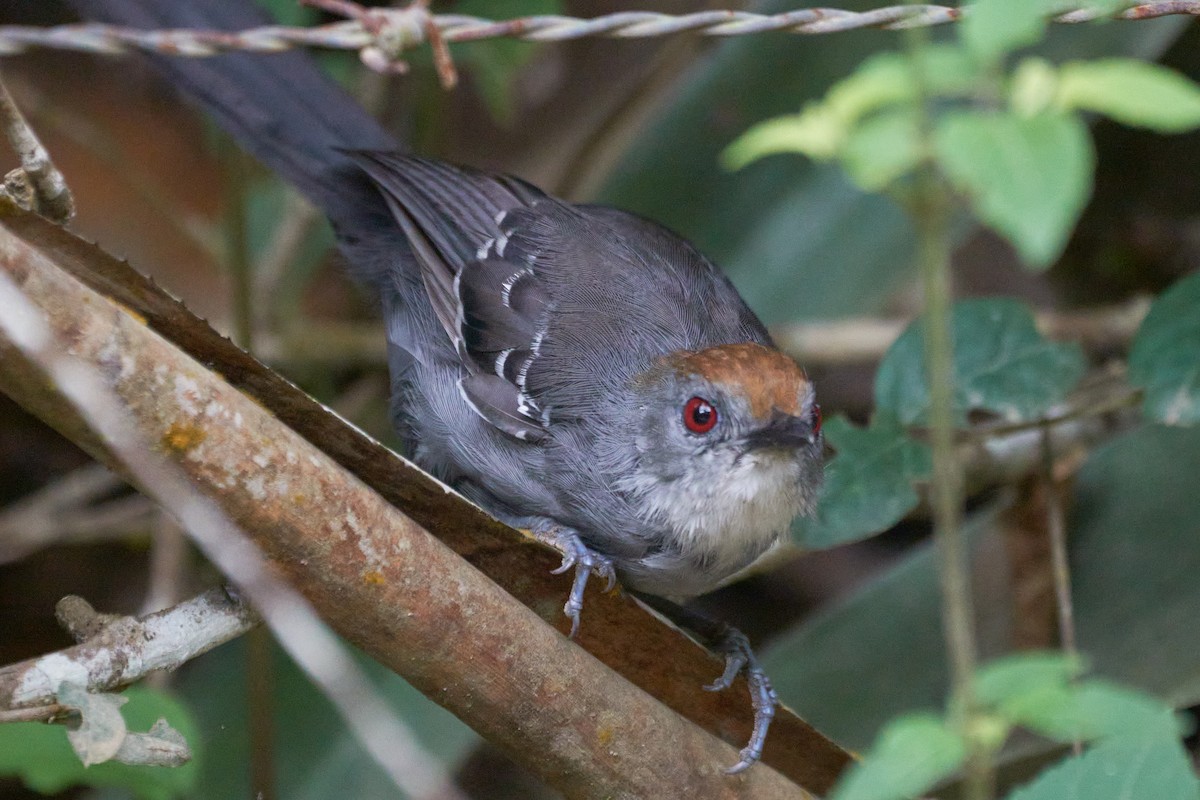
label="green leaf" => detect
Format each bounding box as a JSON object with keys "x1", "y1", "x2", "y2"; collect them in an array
[
  {"x1": 935, "y1": 110, "x2": 1094, "y2": 267},
  {"x1": 794, "y1": 415, "x2": 930, "y2": 549},
  {"x1": 975, "y1": 654, "x2": 1183, "y2": 745},
  {"x1": 724, "y1": 46, "x2": 975, "y2": 174},
  {"x1": 875, "y1": 298, "x2": 1087, "y2": 426},
  {"x1": 0, "y1": 687, "x2": 199, "y2": 800},
  {"x1": 830, "y1": 712, "x2": 967, "y2": 800},
  {"x1": 821, "y1": 46, "x2": 978, "y2": 126},
  {"x1": 961, "y1": 0, "x2": 1050, "y2": 63},
  {"x1": 1004, "y1": 731, "x2": 1200, "y2": 800},
  {"x1": 1128, "y1": 271, "x2": 1200, "y2": 425},
  {"x1": 724, "y1": 110, "x2": 844, "y2": 168},
  {"x1": 1010, "y1": 58, "x2": 1061, "y2": 117},
  {"x1": 842, "y1": 110, "x2": 923, "y2": 191},
  {"x1": 1058, "y1": 59, "x2": 1200, "y2": 133},
  {"x1": 976, "y1": 652, "x2": 1085, "y2": 708},
  {"x1": 1007, "y1": 680, "x2": 1185, "y2": 744},
  {"x1": 1072, "y1": 423, "x2": 1200, "y2": 707}
]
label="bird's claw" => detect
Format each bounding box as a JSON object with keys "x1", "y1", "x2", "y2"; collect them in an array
[
  {"x1": 541, "y1": 527, "x2": 615, "y2": 637},
  {"x1": 703, "y1": 627, "x2": 778, "y2": 774}
]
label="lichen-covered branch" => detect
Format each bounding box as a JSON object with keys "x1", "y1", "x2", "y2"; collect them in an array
[
  {"x1": 0, "y1": 589, "x2": 254, "y2": 711},
  {"x1": 0, "y1": 203, "x2": 829, "y2": 798}
]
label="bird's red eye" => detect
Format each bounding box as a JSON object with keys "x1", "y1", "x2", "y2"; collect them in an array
[
  {"x1": 683, "y1": 396, "x2": 718, "y2": 434},
  {"x1": 811, "y1": 403, "x2": 822, "y2": 435}
]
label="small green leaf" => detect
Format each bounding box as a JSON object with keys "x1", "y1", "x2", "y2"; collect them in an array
[
  {"x1": 1129, "y1": 271, "x2": 1200, "y2": 425},
  {"x1": 724, "y1": 109, "x2": 844, "y2": 168},
  {"x1": 875, "y1": 298, "x2": 1087, "y2": 426},
  {"x1": 842, "y1": 110, "x2": 922, "y2": 191},
  {"x1": 961, "y1": 0, "x2": 1050, "y2": 63},
  {"x1": 823, "y1": 52, "x2": 919, "y2": 127},
  {"x1": 1058, "y1": 59, "x2": 1200, "y2": 133},
  {"x1": 830, "y1": 712, "x2": 967, "y2": 800},
  {"x1": 935, "y1": 110, "x2": 1094, "y2": 267},
  {"x1": 1004, "y1": 731, "x2": 1200, "y2": 800},
  {"x1": 724, "y1": 46, "x2": 977, "y2": 172},
  {"x1": 1008, "y1": 680, "x2": 1185, "y2": 744},
  {"x1": 1010, "y1": 58, "x2": 1060, "y2": 117},
  {"x1": 822, "y1": 46, "x2": 980, "y2": 126},
  {"x1": 975, "y1": 652, "x2": 1085, "y2": 708},
  {"x1": 794, "y1": 415, "x2": 930, "y2": 549}
]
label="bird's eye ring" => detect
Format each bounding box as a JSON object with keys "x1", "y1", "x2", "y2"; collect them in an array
[{"x1": 683, "y1": 396, "x2": 718, "y2": 434}]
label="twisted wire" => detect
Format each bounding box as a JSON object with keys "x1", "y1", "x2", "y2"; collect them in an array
[{"x1": 0, "y1": 2, "x2": 1197, "y2": 58}]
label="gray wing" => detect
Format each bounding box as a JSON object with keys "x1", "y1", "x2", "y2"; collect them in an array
[{"x1": 347, "y1": 152, "x2": 556, "y2": 443}]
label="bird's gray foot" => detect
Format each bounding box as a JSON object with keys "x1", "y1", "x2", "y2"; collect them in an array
[
  {"x1": 704, "y1": 626, "x2": 778, "y2": 774},
  {"x1": 535, "y1": 526, "x2": 616, "y2": 637},
  {"x1": 631, "y1": 592, "x2": 777, "y2": 774}
]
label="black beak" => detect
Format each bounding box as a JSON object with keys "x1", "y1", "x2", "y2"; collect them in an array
[{"x1": 743, "y1": 409, "x2": 818, "y2": 451}]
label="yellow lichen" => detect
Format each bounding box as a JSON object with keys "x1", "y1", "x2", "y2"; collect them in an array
[
  {"x1": 596, "y1": 725, "x2": 615, "y2": 748},
  {"x1": 363, "y1": 570, "x2": 386, "y2": 586},
  {"x1": 160, "y1": 422, "x2": 207, "y2": 453}
]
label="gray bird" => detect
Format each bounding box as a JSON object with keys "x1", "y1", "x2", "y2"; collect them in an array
[{"x1": 69, "y1": 0, "x2": 824, "y2": 773}]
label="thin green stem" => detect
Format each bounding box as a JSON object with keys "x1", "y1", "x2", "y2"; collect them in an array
[
  {"x1": 222, "y1": 140, "x2": 275, "y2": 797},
  {"x1": 1039, "y1": 426, "x2": 1083, "y2": 757},
  {"x1": 902, "y1": 10, "x2": 992, "y2": 800},
  {"x1": 223, "y1": 143, "x2": 254, "y2": 351}
]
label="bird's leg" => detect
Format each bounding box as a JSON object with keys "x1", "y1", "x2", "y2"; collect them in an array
[
  {"x1": 632, "y1": 592, "x2": 778, "y2": 774},
  {"x1": 532, "y1": 524, "x2": 616, "y2": 638}
]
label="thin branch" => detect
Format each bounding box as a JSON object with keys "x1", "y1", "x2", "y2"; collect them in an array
[
  {"x1": 0, "y1": 464, "x2": 153, "y2": 565},
  {"x1": 1039, "y1": 428, "x2": 1082, "y2": 757},
  {"x1": 0, "y1": 72, "x2": 74, "y2": 223},
  {"x1": 0, "y1": 703, "x2": 72, "y2": 724},
  {"x1": 0, "y1": 203, "x2": 827, "y2": 798},
  {"x1": 0, "y1": 588, "x2": 257, "y2": 708}
]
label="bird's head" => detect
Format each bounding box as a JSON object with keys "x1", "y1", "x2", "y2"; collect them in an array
[{"x1": 618, "y1": 342, "x2": 823, "y2": 569}]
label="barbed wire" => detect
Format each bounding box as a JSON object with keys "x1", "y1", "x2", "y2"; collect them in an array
[{"x1": 0, "y1": 1, "x2": 1197, "y2": 66}]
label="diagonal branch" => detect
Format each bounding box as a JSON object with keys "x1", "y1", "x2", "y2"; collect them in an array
[{"x1": 0, "y1": 202, "x2": 836, "y2": 797}]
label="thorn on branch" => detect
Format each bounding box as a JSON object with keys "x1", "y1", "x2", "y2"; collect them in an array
[{"x1": 302, "y1": 0, "x2": 458, "y2": 88}]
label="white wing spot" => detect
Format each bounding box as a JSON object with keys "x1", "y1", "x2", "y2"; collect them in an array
[
  {"x1": 501, "y1": 268, "x2": 532, "y2": 308},
  {"x1": 494, "y1": 348, "x2": 514, "y2": 378},
  {"x1": 494, "y1": 230, "x2": 509, "y2": 257},
  {"x1": 518, "y1": 327, "x2": 546, "y2": 392},
  {"x1": 475, "y1": 238, "x2": 493, "y2": 259}
]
